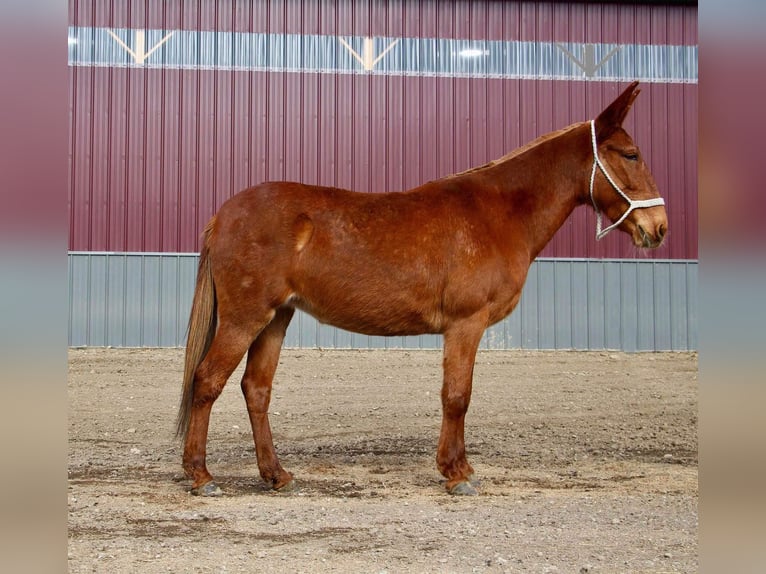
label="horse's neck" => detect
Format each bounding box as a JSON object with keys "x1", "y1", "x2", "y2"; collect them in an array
[{"x1": 486, "y1": 127, "x2": 589, "y2": 259}]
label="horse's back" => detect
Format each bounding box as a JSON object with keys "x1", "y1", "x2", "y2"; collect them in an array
[{"x1": 215, "y1": 179, "x2": 478, "y2": 254}]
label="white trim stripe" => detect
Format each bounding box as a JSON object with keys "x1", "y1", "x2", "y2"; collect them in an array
[{"x1": 68, "y1": 27, "x2": 698, "y2": 84}]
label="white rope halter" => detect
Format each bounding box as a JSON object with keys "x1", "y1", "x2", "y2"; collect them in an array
[{"x1": 589, "y1": 119, "x2": 665, "y2": 240}]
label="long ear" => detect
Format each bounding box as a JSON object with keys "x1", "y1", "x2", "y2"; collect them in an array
[{"x1": 595, "y1": 81, "x2": 640, "y2": 140}]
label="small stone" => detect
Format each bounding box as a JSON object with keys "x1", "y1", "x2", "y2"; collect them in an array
[
  {"x1": 130, "y1": 447, "x2": 141, "y2": 455},
  {"x1": 127, "y1": 428, "x2": 136, "y2": 433}
]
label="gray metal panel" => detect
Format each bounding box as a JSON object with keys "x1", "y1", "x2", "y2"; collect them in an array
[
  {"x1": 67, "y1": 253, "x2": 697, "y2": 351},
  {"x1": 554, "y1": 260, "x2": 572, "y2": 349},
  {"x1": 653, "y1": 262, "x2": 672, "y2": 350},
  {"x1": 586, "y1": 261, "x2": 606, "y2": 350},
  {"x1": 177, "y1": 256, "x2": 199, "y2": 342},
  {"x1": 538, "y1": 260, "x2": 556, "y2": 349},
  {"x1": 686, "y1": 262, "x2": 699, "y2": 350},
  {"x1": 520, "y1": 263, "x2": 539, "y2": 349},
  {"x1": 159, "y1": 256, "x2": 181, "y2": 346},
  {"x1": 571, "y1": 262, "x2": 588, "y2": 349},
  {"x1": 106, "y1": 255, "x2": 126, "y2": 344},
  {"x1": 669, "y1": 262, "x2": 688, "y2": 350},
  {"x1": 124, "y1": 256, "x2": 144, "y2": 347},
  {"x1": 140, "y1": 256, "x2": 161, "y2": 347},
  {"x1": 604, "y1": 262, "x2": 622, "y2": 349},
  {"x1": 637, "y1": 261, "x2": 656, "y2": 351},
  {"x1": 68, "y1": 255, "x2": 89, "y2": 346},
  {"x1": 284, "y1": 311, "x2": 305, "y2": 348},
  {"x1": 620, "y1": 262, "x2": 639, "y2": 352},
  {"x1": 87, "y1": 255, "x2": 107, "y2": 345},
  {"x1": 505, "y1": 293, "x2": 523, "y2": 349}
]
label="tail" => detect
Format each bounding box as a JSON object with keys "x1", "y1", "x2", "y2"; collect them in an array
[{"x1": 176, "y1": 217, "x2": 218, "y2": 440}]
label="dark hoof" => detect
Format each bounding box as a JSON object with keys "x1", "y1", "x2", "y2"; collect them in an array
[
  {"x1": 191, "y1": 481, "x2": 222, "y2": 497},
  {"x1": 449, "y1": 481, "x2": 478, "y2": 496}
]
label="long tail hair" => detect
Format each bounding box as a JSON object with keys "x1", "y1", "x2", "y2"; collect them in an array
[{"x1": 176, "y1": 217, "x2": 218, "y2": 439}]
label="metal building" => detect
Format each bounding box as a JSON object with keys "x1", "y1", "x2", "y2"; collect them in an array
[{"x1": 68, "y1": 0, "x2": 698, "y2": 350}]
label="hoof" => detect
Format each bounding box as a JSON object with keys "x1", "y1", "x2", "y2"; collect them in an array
[
  {"x1": 191, "y1": 481, "x2": 222, "y2": 497},
  {"x1": 449, "y1": 481, "x2": 478, "y2": 496},
  {"x1": 467, "y1": 474, "x2": 481, "y2": 487},
  {"x1": 274, "y1": 479, "x2": 297, "y2": 493}
]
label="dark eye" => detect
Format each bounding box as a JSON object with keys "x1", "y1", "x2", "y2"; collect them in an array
[{"x1": 623, "y1": 152, "x2": 639, "y2": 161}]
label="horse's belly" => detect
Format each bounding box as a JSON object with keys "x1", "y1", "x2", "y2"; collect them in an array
[{"x1": 291, "y1": 291, "x2": 442, "y2": 337}]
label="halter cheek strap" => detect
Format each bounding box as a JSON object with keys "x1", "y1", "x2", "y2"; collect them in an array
[{"x1": 589, "y1": 119, "x2": 665, "y2": 240}]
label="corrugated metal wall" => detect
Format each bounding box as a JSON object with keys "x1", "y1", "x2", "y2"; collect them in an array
[
  {"x1": 69, "y1": 253, "x2": 697, "y2": 351},
  {"x1": 68, "y1": 0, "x2": 697, "y2": 259},
  {"x1": 67, "y1": 1, "x2": 698, "y2": 350}
]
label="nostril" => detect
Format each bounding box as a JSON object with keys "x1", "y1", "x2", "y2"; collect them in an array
[{"x1": 657, "y1": 223, "x2": 667, "y2": 240}]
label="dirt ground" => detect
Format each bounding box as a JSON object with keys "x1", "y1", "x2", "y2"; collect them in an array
[{"x1": 68, "y1": 348, "x2": 697, "y2": 573}]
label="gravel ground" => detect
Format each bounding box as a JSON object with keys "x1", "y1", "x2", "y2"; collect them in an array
[{"x1": 68, "y1": 347, "x2": 697, "y2": 573}]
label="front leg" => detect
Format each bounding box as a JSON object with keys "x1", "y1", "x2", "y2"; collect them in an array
[{"x1": 436, "y1": 313, "x2": 487, "y2": 495}]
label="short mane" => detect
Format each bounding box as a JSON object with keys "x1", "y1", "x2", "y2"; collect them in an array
[{"x1": 446, "y1": 121, "x2": 586, "y2": 179}]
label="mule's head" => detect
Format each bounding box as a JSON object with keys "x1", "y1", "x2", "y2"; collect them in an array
[{"x1": 590, "y1": 81, "x2": 668, "y2": 248}]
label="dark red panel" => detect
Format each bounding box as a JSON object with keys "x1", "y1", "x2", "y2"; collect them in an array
[
  {"x1": 69, "y1": 65, "x2": 93, "y2": 249},
  {"x1": 316, "y1": 72, "x2": 337, "y2": 189},
  {"x1": 351, "y1": 75, "x2": 372, "y2": 193},
  {"x1": 69, "y1": 69, "x2": 697, "y2": 257},
  {"x1": 386, "y1": 74, "x2": 404, "y2": 191}
]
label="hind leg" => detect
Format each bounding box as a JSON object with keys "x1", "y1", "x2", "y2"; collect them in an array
[
  {"x1": 183, "y1": 320, "x2": 267, "y2": 496},
  {"x1": 240, "y1": 307, "x2": 295, "y2": 490}
]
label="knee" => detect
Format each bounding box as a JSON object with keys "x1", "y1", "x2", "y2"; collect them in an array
[{"x1": 442, "y1": 391, "x2": 470, "y2": 418}]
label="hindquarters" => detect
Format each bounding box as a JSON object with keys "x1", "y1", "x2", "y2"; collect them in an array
[
  {"x1": 177, "y1": 195, "x2": 300, "y2": 493},
  {"x1": 175, "y1": 189, "x2": 300, "y2": 441}
]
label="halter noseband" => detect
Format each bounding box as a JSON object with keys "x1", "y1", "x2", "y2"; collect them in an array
[{"x1": 589, "y1": 119, "x2": 665, "y2": 240}]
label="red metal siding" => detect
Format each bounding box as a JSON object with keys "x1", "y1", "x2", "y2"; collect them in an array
[
  {"x1": 70, "y1": 1, "x2": 698, "y2": 45},
  {"x1": 68, "y1": 1, "x2": 697, "y2": 258}
]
